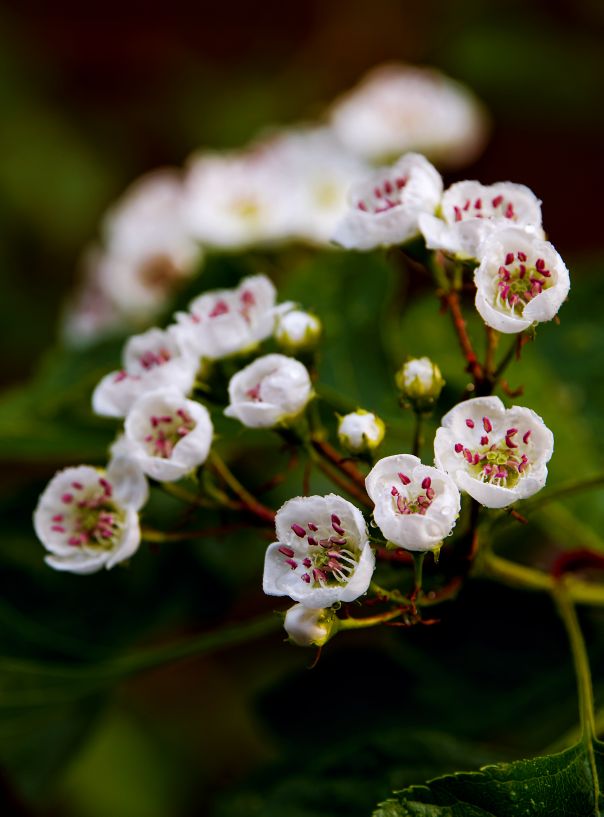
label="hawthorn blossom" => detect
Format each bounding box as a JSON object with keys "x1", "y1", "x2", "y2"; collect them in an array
[
  {"x1": 396, "y1": 357, "x2": 444, "y2": 409},
  {"x1": 225, "y1": 354, "x2": 312, "y2": 429},
  {"x1": 92, "y1": 327, "x2": 199, "y2": 418},
  {"x1": 182, "y1": 149, "x2": 296, "y2": 249},
  {"x1": 474, "y1": 228, "x2": 570, "y2": 333},
  {"x1": 332, "y1": 153, "x2": 442, "y2": 250},
  {"x1": 260, "y1": 127, "x2": 370, "y2": 244},
  {"x1": 33, "y1": 465, "x2": 147, "y2": 574},
  {"x1": 328, "y1": 63, "x2": 488, "y2": 168},
  {"x1": 284, "y1": 604, "x2": 335, "y2": 647},
  {"x1": 338, "y1": 410, "x2": 385, "y2": 454},
  {"x1": 434, "y1": 396, "x2": 554, "y2": 508},
  {"x1": 263, "y1": 494, "x2": 375, "y2": 607},
  {"x1": 275, "y1": 308, "x2": 322, "y2": 353},
  {"x1": 174, "y1": 274, "x2": 282, "y2": 361},
  {"x1": 419, "y1": 180, "x2": 544, "y2": 260},
  {"x1": 124, "y1": 388, "x2": 214, "y2": 481},
  {"x1": 365, "y1": 454, "x2": 460, "y2": 551}
]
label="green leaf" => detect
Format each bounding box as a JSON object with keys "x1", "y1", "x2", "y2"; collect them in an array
[{"x1": 374, "y1": 739, "x2": 604, "y2": 817}]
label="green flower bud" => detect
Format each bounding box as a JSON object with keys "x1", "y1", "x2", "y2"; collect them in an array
[
  {"x1": 337, "y1": 409, "x2": 385, "y2": 454},
  {"x1": 275, "y1": 309, "x2": 322, "y2": 354},
  {"x1": 396, "y1": 357, "x2": 444, "y2": 412},
  {"x1": 284, "y1": 604, "x2": 337, "y2": 647}
]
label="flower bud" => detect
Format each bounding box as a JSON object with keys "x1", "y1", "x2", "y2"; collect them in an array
[
  {"x1": 337, "y1": 410, "x2": 385, "y2": 454},
  {"x1": 275, "y1": 309, "x2": 322, "y2": 353},
  {"x1": 396, "y1": 357, "x2": 444, "y2": 411},
  {"x1": 284, "y1": 604, "x2": 336, "y2": 647}
]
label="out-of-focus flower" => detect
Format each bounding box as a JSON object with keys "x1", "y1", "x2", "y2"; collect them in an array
[
  {"x1": 182, "y1": 149, "x2": 297, "y2": 249},
  {"x1": 275, "y1": 308, "x2": 322, "y2": 353},
  {"x1": 365, "y1": 454, "x2": 460, "y2": 551},
  {"x1": 124, "y1": 388, "x2": 214, "y2": 481},
  {"x1": 107, "y1": 436, "x2": 150, "y2": 510},
  {"x1": 337, "y1": 410, "x2": 385, "y2": 454},
  {"x1": 92, "y1": 327, "x2": 199, "y2": 418},
  {"x1": 33, "y1": 465, "x2": 146, "y2": 574},
  {"x1": 225, "y1": 353, "x2": 312, "y2": 429},
  {"x1": 474, "y1": 228, "x2": 570, "y2": 333},
  {"x1": 396, "y1": 357, "x2": 444, "y2": 411},
  {"x1": 328, "y1": 63, "x2": 488, "y2": 169},
  {"x1": 263, "y1": 494, "x2": 375, "y2": 607},
  {"x1": 419, "y1": 180, "x2": 544, "y2": 261},
  {"x1": 284, "y1": 604, "x2": 336, "y2": 647},
  {"x1": 434, "y1": 396, "x2": 554, "y2": 508},
  {"x1": 332, "y1": 153, "x2": 442, "y2": 249},
  {"x1": 64, "y1": 171, "x2": 203, "y2": 343},
  {"x1": 174, "y1": 274, "x2": 282, "y2": 361}
]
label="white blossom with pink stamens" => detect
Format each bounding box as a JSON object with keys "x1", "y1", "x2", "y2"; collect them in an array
[
  {"x1": 474, "y1": 228, "x2": 570, "y2": 334},
  {"x1": 365, "y1": 454, "x2": 460, "y2": 551},
  {"x1": 332, "y1": 153, "x2": 443, "y2": 250},
  {"x1": 434, "y1": 396, "x2": 554, "y2": 508},
  {"x1": 92, "y1": 327, "x2": 199, "y2": 418},
  {"x1": 174, "y1": 274, "x2": 284, "y2": 362},
  {"x1": 419, "y1": 180, "x2": 544, "y2": 261},
  {"x1": 124, "y1": 388, "x2": 214, "y2": 482},
  {"x1": 33, "y1": 465, "x2": 146, "y2": 574},
  {"x1": 263, "y1": 494, "x2": 375, "y2": 607},
  {"x1": 225, "y1": 353, "x2": 312, "y2": 429},
  {"x1": 328, "y1": 63, "x2": 488, "y2": 169}
]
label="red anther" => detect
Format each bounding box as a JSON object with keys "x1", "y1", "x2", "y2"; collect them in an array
[
  {"x1": 374, "y1": 187, "x2": 382, "y2": 197},
  {"x1": 398, "y1": 472, "x2": 411, "y2": 485},
  {"x1": 330, "y1": 536, "x2": 347, "y2": 546},
  {"x1": 465, "y1": 418, "x2": 475, "y2": 428},
  {"x1": 518, "y1": 264, "x2": 526, "y2": 278},
  {"x1": 391, "y1": 485, "x2": 399, "y2": 496},
  {"x1": 454, "y1": 206, "x2": 462, "y2": 222},
  {"x1": 523, "y1": 430, "x2": 532, "y2": 444},
  {"x1": 308, "y1": 522, "x2": 318, "y2": 531},
  {"x1": 506, "y1": 428, "x2": 518, "y2": 437},
  {"x1": 421, "y1": 477, "x2": 431, "y2": 490},
  {"x1": 540, "y1": 269, "x2": 551, "y2": 277},
  {"x1": 492, "y1": 195, "x2": 504, "y2": 207},
  {"x1": 240, "y1": 289, "x2": 256, "y2": 307},
  {"x1": 114, "y1": 370, "x2": 128, "y2": 383},
  {"x1": 303, "y1": 558, "x2": 312, "y2": 568},
  {"x1": 480, "y1": 435, "x2": 489, "y2": 445},
  {"x1": 426, "y1": 487, "x2": 435, "y2": 500},
  {"x1": 473, "y1": 454, "x2": 480, "y2": 465},
  {"x1": 505, "y1": 436, "x2": 518, "y2": 449},
  {"x1": 61, "y1": 493, "x2": 74, "y2": 504},
  {"x1": 331, "y1": 513, "x2": 341, "y2": 526},
  {"x1": 498, "y1": 266, "x2": 510, "y2": 280},
  {"x1": 463, "y1": 199, "x2": 471, "y2": 211},
  {"x1": 464, "y1": 449, "x2": 473, "y2": 463},
  {"x1": 151, "y1": 416, "x2": 159, "y2": 428},
  {"x1": 307, "y1": 536, "x2": 318, "y2": 547},
  {"x1": 301, "y1": 573, "x2": 311, "y2": 583},
  {"x1": 505, "y1": 252, "x2": 514, "y2": 265},
  {"x1": 51, "y1": 525, "x2": 66, "y2": 533},
  {"x1": 52, "y1": 514, "x2": 64, "y2": 522},
  {"x1": 285, "y1": 559, "x2": 298, "y2": 570},
  {"x1": 454, "y1": 443, "x2": 464, "y2": 453},
  {"x1": 357, "y1": 201, "x2": 368, "y2": 211},
  {"x1": 72, "y1": 482, "x2": 84, "y2": 490},
  {"x1": 395, "y1": 176, "x2": 407, "y2": 189},
  {"x1": 291, "y1": 523, "x2": 306, "y2": 538},
  {"x1": 332, "y1": 522, "x2": 345, "y2": 535},
  {"x1": 505, "y1": 203, "x2": 514, "y2": 218},
  {"x1": 475, "y1": 198, "x2": 482, "y2": 209},
  {"x1": 517, "y1": 251, "x2": 527, "y2": 261},
  {"x1": 209, "y1": 299, "x2": 229, "y2": 317},
  {"x1": 482, "y1": 416, "x2": 492, "y2": 432},
  {"x1": 278, "y1": 545, "x2": 295, "y2": 557},
  {"x1": 536, "y1": 258, "x2": 545, "y2": 271},
  {"x1": 384, "y1": 180, "x2": 393, "y2": 194}
]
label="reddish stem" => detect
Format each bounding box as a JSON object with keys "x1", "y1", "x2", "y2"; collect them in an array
[
  {"x1": 312, "y1": 439, "x2": 368, "y2": 490},
  {"x1": 445, "y1": 290, "x2": 484, "y2": 384}
]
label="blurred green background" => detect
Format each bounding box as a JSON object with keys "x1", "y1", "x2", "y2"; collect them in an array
[{"x1": 2, "y1": 1, "x2": 604, "y2": 815}]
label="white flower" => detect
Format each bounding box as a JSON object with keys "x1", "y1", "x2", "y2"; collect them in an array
[
  {"x1": 174, "y1": 274, "x2": 281, "y2": 361},
  {"x1": 225, "y1": 353, "x2": 312, "y2": 429},
  {"x1": 365, "y1": 454, "x2": 460, "y2": 551},
  {"x1": 434, "y1": 396, "x2": 554, "y2": 508},
  {"x1": 33, "y1": 464, "x2": 146, "y2": 574},
  {"x1": 182, "y1": 148, "x2": 297, "y2": 249},
  {"x1": 263, "y1": 494, "x2": 375, "y2": 607},
  {"x1": 419, "y1": 180, "x2": 544, "y2": 260},
  {"x1": 83, "y1": 171, "x2": 202, "y2": 329},
  {"x1": 284, "y1": 604, "x2": 335, "y2": 647},
  {"x1": 275, "y1": 309, "x2": 322, "y2": 353},
  {"x1": 396, "y1": 357, "x2": 444, "y2": 405},
  {"x1": 92, "y1": 326, "x2": 199, "y2": 418},
  {"x1": 332, "y1": 153, "x2": 442, "y2": 250},
  {"x1": 124, "y1": 388, "x2": 214, "y2": 481},
  {"x1": 474, "y1": 228, "x2": 570, "y2": 334},
  {"x1": 338, "y1": 410, "x2": 385, "y2": 454},
  {"x1": 259, "y1": 127, "x2": 370, "y2": 244},
  {"x1": 107, "y1": 436, "x2": 149, "y2": 510},
  {"x1": 328, "y1": 63, "x2": 488, "y2": 168}
]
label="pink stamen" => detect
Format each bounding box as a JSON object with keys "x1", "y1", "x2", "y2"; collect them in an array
[
  {"x1": 454, "y1": 443, "x2": 464, "y2": 453},
  {"x1": 285, "y1": 559, "x2": 298, "y2": 570},
  {"x1": 466, "y1": 418, "x2": 475, "y2": 429},
  {"x1": 291, "y1": 524, "x2": 306, "y2": 538},
  {"x1": 492, "y1": 195, "x2": 503, "y2": 207},
  {"x1": 61, "y1": 493, "x2": 73, "y2": 504},
  {"x1": 398, "y1": 472, "x2": 411, "y2": 485},
  {"x1": 481, "y1": 435, "x2": 489, "y2": 445},
  {"x1": 523, "y1": 430, "x2": 532, "y2": 444},
  {"x1": 421, "y1": 477, "x2": 431, "y2": 490},
  {"x1": 278, "y1": 545, "x2": 295, "y2": 558},
  {"x1": 505, "y1": 252, "x2": 514, "y2": 265}
]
